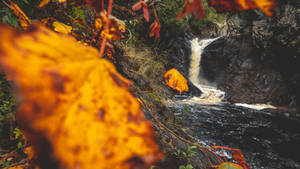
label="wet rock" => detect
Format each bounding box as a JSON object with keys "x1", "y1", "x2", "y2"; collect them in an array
[
  {"x1": 167, "y1": 31, "x2": 193, "y2": 78},
  {"x1": 185, "y1": 80, "x2": 203, "y2": 97},
  {"x1": 201, "y1": 0, "x2": 300, "y2": 107},
  {"x1": 166, "y1": 32, "x2": 203, "y2": 97},
  {"x1": 168, "y1": 101, "x2": 300, "y2": 169}
]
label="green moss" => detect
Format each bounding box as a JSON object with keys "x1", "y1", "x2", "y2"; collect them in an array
[
  {"x1": 189, "y1": 0, "x2": 226, "y2": 33},
  {"x1": 156, "y1": 0, "x2": 189, "y2": 36},
  {"x1": 0, "y1": 74, "x2": 15, "y2": 123},
  {"x1": 0, "y1": 73, "x2": 17, "y2": 151},
  {"x1": 149, "y1": 93, "x2": 161, "y2": 103},
  {"x1": 183, "y1": 105, "x2": 191, "y2": 115},
  {"x1": 156, "y1": 0, "x2": 226, "y2": 36},
  {"x1": 0, "y1": 8, "x2": 20, "y2": 28}
]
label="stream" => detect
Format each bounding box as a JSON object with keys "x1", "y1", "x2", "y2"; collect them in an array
[{"x1": 166, "y1": 38, "x2": 300, "y2": 169}]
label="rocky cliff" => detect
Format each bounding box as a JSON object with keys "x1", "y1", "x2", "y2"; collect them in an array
[{"x1": 202, "y1": 0, "x2": 300, "y2": 108}]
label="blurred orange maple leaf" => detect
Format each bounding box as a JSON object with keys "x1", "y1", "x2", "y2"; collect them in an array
[{"x1": 0, "y1": 25, "x2": 162, "y2": 169}]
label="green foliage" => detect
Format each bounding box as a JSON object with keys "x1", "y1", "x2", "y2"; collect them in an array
[
  {"x1": 179, "y1": 164, "x2": 194, "y2": 169},
  {"x1": 149, "y1": 93, "x2": 161, "y2": 102},
  {"x1": 14, "y1": 127, "x2": 25, "y2": 149},
  {"x1": 23, "y1": 0, "x2": 30, "y2": 5},
  {"x1": 149, "y1": 165, "x2": 156, "y2": 169},
  {"x1": 73, "y1": 6, "x2": 87, "y2": 23},
  {"x1": 0, "y1": 75, "x2": 15, "y2": 122},
  {"x1": 183, "y1": 105, "x2": 191, "y2": 114},
  {"x1": 1, "y1": 160, "x2": 10, "y2": 168},
  {"x1": 173, "y1": 145, "x2": 197, "y2": 163},
  {"x1": 0, "y1": 9, "x2": 20, "y2": 28},
  {"x1": 189, "y1": 0, "x2": 226, "y2": 33},
  {"x1": 13, "y1": 127, "x2": 22, "y2": 139},
  {"x1": 203, "y1": 0, "x2": 227, "y2": 24},
  {"x1": 173, "y1": 146, "x2": 197, "y2": 169},
  {"x1": 156, "y1": 0, "x2": 190, "y2": 35},
  {"x1": 0, "y1": 74, "x2": 16, "y2": 151},
  {"x1": 156, "y1": 0, "x2": 226, "y2": 36}
]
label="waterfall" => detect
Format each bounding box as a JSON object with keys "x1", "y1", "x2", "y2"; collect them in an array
[
  {"x1": 188, "y1": 37, "x2": 225, "y2": 104},
  {"x1": 189, "y1": 37, "x2": 221, "y2": 87}
]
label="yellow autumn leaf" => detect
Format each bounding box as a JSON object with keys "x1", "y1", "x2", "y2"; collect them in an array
[
  {"x1": 95, "y1": 11, "x2": 126, "y2": 41},
  {"x1": 0, "y1": 25, "x2": 162, "y2": 169},
  {"x1": 164, "y1": 68, "x2": 189, "y2": 94},
  {"x1": 53, "y1": 21, "x2": 73, "y2": 34}
]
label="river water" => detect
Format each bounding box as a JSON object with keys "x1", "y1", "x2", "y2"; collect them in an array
[{"x1": 166, "y1": 38, "x2": 300, "y2": 169}]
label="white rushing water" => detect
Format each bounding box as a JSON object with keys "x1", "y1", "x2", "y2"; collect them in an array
[
  {"x1": 187, "y1": 37, "x2": 225, "y2": 104},
  {"x1": 184, "y1": 37, "x2": 277, "y2": 109},
  {"x1": 189, "y1": 37, "x2": 221, "y2": 86}
]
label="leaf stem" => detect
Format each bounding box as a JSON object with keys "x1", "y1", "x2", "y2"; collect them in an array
[{"x1": 98, "y1": 0, "x2": 114, "y2": 58}]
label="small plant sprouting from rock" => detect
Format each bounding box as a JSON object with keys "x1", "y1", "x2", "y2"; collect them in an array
[
  {"x1": 179, "y1": 164, "x2": 194, "y2": 169},
  {"x1": 173, "y1": 145, "x2": 197, "y2": 169}
]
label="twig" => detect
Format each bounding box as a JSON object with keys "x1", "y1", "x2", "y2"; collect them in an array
[
  {"x1": 74, "y1": 19, "x2": 97, "y2": 34},
  {"x1": 98, "y1": 0, "x2": 114, "y2": 58}
]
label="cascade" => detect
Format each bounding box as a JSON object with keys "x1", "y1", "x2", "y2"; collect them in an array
[{"x1": 188, "y1": 37, "x2": 225, "y2": 104}]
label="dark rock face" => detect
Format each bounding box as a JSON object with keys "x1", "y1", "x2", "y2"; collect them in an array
[
  {"x1": 202, "y1": 0, "x2": 300, "y2": 107},
  {"x1": 167, "y1": 32, "x2": 203, "y2": 97},
  {"x1": 167, "y1": 31, "x2": 193, "y2": 78}
]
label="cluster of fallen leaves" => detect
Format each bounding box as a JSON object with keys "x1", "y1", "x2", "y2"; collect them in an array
[{"x1": 0, "y1": 0, "x2": 278, "y2": 168}]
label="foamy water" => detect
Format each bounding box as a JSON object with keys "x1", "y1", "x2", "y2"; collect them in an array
[{"x1": 188, "y1": 37, "x2": 225, "y2": 104}]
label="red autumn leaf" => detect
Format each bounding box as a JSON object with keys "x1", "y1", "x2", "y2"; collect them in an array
[
  {"x1": 132, "y1": 1, "x2": 143, "y2": 11},
  {"x1": 213, "y1": 145, "x2": 251, "y2": 169},
  {"x1": 177, "y1": 0, "x2": 205, "y2": 20},
  {"x1": 143, "y1": 5, "x2": 150, "y2": 22},
  {"x1": 208, "y1": 0, "x2": 276, "y2": 16},
  {"x1": 148, "y1": 21, "x2": 160, "y2": 41},
  {"x1": 132, "y1": 1, "x2": 149, "y2": 22}
]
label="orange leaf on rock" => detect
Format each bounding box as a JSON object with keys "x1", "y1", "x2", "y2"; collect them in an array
[
  {"x1": 208, "y1": 0, "x2": 276, "y2": 16},
  {"x1": 0, "y1": 25, "x2": 162, "y2": 169},
  {"x1": 164, "y1": 68, "x2": 189, "y2": 94}
]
